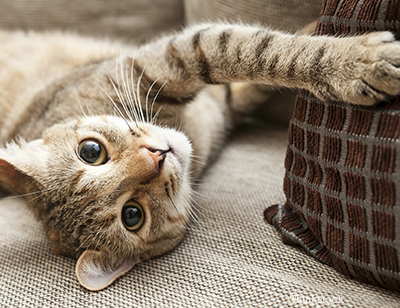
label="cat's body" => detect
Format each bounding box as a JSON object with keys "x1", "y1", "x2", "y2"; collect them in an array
[
  {"x1": 1, "y1": 23, "x2": 400, "y2": 291},
  {"x1": 0, "y1": 30, "x2": 237, "y2": 176}
]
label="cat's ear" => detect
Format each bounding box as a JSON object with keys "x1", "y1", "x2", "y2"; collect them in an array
[
  {"x1": 0, "y1": 139, "x2": 48, "y2": 194},
  {"x1": 76, "y1": 249, "x2": 136, "y2": 291},
  {"x1": 0, "y1": 158, "x2": 33, "y2": 194}
]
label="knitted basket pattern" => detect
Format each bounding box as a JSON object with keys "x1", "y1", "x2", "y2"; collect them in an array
[{"x1": 264, "y1": 0, "x2": 400, "y2": 292}]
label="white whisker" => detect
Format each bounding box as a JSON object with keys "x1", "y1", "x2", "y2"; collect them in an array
[
  {"x1": 124, "y1": 61, "x2": 140, "y2": 125},
  {"x1": 119, "y1": 55, "x2": 141, "y2": 127},
  {"x1": 190, "y1": 158, "x2": 206, "y2": 166},
  {"x1": 152, "y1": 102, "x2": 167, "y2": 125},
  {"x1": 145, "y1": 76, "x2": 163, "y2": 123},
  {"x1": 130, "y1": 58, "x2": 142, "y2": 123},
  {"x1": 136, "y1": 63, "x2": 147, "y2": 122},
  {"x1": 93, "y1": 81, "x2": 133, "y2": 133},
  {"x1": 150, "y1": 80, "x2": 168, "y2": 125},
  {"x1": 76, "y1": 94, "x2": 88, "y2": 118},
  {"x1": 114, "y1": 56, "x2": 134, "y2": 125},
  {"x1": 4, "y1": 187, "x2": 54, "y2": 200}
]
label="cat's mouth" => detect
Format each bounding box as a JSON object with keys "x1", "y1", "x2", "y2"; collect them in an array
[
  {"x1": 166, "y1": 141, "x2": 188, "y2": 168},
  {"x1": 168, "y1": 145, "x2": 181, "y2": 163}
]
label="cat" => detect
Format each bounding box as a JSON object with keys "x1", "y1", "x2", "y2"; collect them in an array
[{"x1": 0, "y1": 23, "x2": 399, "y2": 291}]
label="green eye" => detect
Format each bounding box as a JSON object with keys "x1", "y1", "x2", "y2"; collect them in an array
[
  {"x1": 122, "y1": 201, "x2": 145, "y2": 231},
  {"x1": 77, "y1": 140, "x2": 107, "y2": 165}
]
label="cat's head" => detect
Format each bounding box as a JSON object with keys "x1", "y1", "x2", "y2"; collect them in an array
[{"x1": 0, "y1": 115, "x2": 193, "y2": 291}]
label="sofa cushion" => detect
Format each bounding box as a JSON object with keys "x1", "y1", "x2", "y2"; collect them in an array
[
  {"x1": 0, "y1": 0, "x2": 183, "y2": 42},
  {"x1": 184, "y1": 0, "x2": 321, "y2": 33},
  {"x1": 265, "y1": 0, "x2": 400, "y2": 292}
]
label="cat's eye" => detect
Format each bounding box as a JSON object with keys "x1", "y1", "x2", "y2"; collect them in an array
[
  {"x1": 77, "y1": 139, "x2": 107, "y2": 166},
  {"x1": 122, "y1": 201, "x2": 145, "y2": 231}
]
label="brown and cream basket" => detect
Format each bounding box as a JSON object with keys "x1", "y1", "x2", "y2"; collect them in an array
[{"x1": 265, "y1": 0, "x2": 400, "y2": 292}]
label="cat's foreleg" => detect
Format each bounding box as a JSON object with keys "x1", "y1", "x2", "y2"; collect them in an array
[{"x1": 134, "y1": 23, "x2": 400, "y2": 106}]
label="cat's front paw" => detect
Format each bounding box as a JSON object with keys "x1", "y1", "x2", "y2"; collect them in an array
[{"x1": 340, "y1": 32, "x2": 400, "y2": 106}]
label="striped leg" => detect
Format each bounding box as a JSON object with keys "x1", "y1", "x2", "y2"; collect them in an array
[{"x1": 128, "y1": 23, "x2": 400, "y2": 107}]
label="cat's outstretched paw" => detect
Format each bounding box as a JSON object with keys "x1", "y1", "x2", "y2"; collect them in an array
[{"x1": 339, "y1": 32, "x2": 400, "y2": 106}]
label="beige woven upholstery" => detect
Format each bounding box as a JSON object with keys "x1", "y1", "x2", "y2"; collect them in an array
[
  {"x1": 184, "y1": 0, "x2": 322, "y2": 33},
  {"x1": 1, "y1": 1, "x2": 399, "y2": 306},
  {"x1": 0, "y1": 0, "x2": 183, "y2": 43}
]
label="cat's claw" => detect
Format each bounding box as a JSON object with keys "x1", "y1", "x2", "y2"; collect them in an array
[{"x1": 340, "y1": 31, "x2": 400, "y2": 106}]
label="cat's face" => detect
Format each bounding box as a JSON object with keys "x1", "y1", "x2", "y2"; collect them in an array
[{"x1": 0, "y1": 115, "x2": 193, "y2": 290}]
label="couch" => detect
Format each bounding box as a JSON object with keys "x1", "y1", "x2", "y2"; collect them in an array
[{"x1": 0, "y1": 0, "x2": 399, "y2": 307}]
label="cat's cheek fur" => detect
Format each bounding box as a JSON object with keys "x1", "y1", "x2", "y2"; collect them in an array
[{"x1": 76, "y1": 249, "x2": 137, "y2": 291}]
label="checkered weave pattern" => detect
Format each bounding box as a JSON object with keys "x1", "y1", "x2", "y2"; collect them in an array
[{"x1": 265, "y1": 0, "x2": 400, "y2": 292}]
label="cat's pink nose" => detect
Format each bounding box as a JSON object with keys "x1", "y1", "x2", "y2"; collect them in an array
[{"x1": 144, "y1": 148, "x2": 170, "y2": 173}]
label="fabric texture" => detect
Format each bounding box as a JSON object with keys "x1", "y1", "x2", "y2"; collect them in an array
[
  {"x1": 265, "y1": 0, "x2": 400, "y2": 293},
  {"x1": 184, "y1": 0, "x2": 322, "y2": 33},
  {"x1": 0, "y1": 0, "x2": 184, "y2": 43}
]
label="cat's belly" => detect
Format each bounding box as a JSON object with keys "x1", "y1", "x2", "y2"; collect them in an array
[{"x1": 181, "y1": 86, "x2": 230, "y2": 177}]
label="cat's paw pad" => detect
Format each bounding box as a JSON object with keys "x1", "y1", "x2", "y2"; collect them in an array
[
  {"x1": 349, "y1": 32, "x2": 400, "y2": 105},
  {"x1": 350, "y1": 61, "x2": 400, "y2": 105}
]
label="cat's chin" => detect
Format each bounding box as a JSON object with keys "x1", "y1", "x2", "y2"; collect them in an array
[{"x1": 166, "y1": 136, "x2": 191, "y2": 168}]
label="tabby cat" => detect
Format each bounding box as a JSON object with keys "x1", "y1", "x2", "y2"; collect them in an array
[{"x1": 0, "y1": 23, "x2": 399, "y2": 291}]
